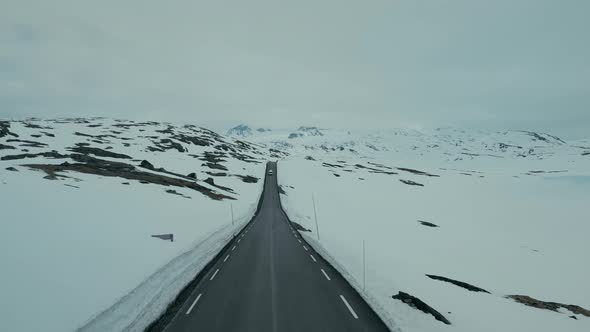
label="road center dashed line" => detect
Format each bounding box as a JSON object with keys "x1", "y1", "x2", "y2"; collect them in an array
[
  {"x1": 310, "y1": 255, "x2": 317, "y2": 262},
  {"x1": 186, "y1": 294, "x2": 202, "y2": 315},
  {"x1": 223, "y1": 254, "x2": 230, "y2": 263},
  {"x1": 321, "y1": 269, "x2": 331, "y2": 281},
  {"x1": 340, "y1": 295, "x2": 359, "y2": 319},
  {"x1": 210, "y1": 269, "x2": 220, "y2": 281}
]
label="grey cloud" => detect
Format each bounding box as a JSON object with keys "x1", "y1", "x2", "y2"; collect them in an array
[{"x1": 0, "y1": 0, "x2": 588, "y2": 137}]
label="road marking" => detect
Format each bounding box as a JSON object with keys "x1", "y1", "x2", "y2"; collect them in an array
[
  {"x1": 186, "y1": 294, "x2": 202, "y2": 315},
  {"x1": 298, "y1": 239, "x2": 302, "y2": 243},
  {"x1": 321, "y1": 269, "x2": 331, "y2": 281},
  {"x1": 223, "y1": 255, "x2": 230, "y2": 262},
  {"x1": 310, "y1": 254, "x2": 317, "y2": 262},
  {"x1": 340, "y1": 295, "x2": 359, "y2": 319},
  {"x1": 303, "y1": 246, "x2": 308, "y2": 251},
  {"x1": 232, "y1": 245, "x2": 236, "y2": 251},
  {"x1": 210, "y1": 269, "x2": 220, "y2": 281},
  {"x1": 237, "y1": 238, "x2": 241, "y2": 243}
]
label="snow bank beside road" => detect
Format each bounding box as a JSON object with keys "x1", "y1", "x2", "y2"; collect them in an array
[
  {"x1": 0, "y1": 118, "x2": 268, "y2": 332},
  {"x1": 278, "y1": 155, "x2": 590, "y2": 332}
]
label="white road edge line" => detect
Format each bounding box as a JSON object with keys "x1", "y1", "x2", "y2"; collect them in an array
[
  {"x1": 186, "y1": 294, "x2": 202, "y2": 315},
  {"x1": 340, "y1": 295, "x2": 359, "y2": 319},
  {"x1": 310, "y1": 255, "x2": 317, "y2": 262},
  {"x1": 321, "y1": 269, "x2": 331, "y2": 281},
  {"x1": 210, "y1": 269, "x2": 220, "y2": 281},
  {"x1": 303, "y1": 246, "x2": 308, "y2": 251},
  {"x1": 223, "y1": 255, "x2": 230, "y2": 262},
  {"x1": 237, "y1": 238, "x2": 241, "y2": 243},
  {"x1": 232, "y1": 245, "x2": 236, "y2": 251},
  {"x1": 298, "y1": 239, "x2": 302, "y2": 243}
]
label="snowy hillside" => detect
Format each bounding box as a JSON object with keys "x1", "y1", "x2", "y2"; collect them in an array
[
  {"x1": 0, "y1": 118, "x2": 271, "y2": 332},
  {"x1": 269, "y1": 127, "x2": 590, "y2": 332}
]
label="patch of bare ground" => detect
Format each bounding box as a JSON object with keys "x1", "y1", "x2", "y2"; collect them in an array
[
  {"x1": 0, "y1": 121, "x2": 18, "y2": 138},
  {"x1": 6, "y1": 139, "x2": 48, "y2": 148},
  {"x1": 354, "y1": 164, "x2": 398, "y2": 175},
  {"x1": 392, "y1": 292, "x2": 451, "y2": 325},
  {"x1": 426, "y1": 275, "x2": 490, "y2": 293},
  {"x1": 0, "y1": 144, "x2": 16, "y2": 150},
  {"x1": 507, "y1": 295, "x2": 590, "y2": 318},
  {"x1": 203, "y1": 177, "x2": 235, "y2": 193},
  {"x1": 234, "y1": 175, "x2": 259, "y2": 183},
  {"x1": 418, "y1": 220, "x2": 439, "y2": 227},
  {"x1": 24, "y1": 154, "x2": 234, "y2": 200},
  {"x1": 165, "y1": 189, "x2": 191, "y2": 199},
  {"x1": 278, "y1": 185, "x2": 287, "y2": 195},
  {"x1": 396, "y1": 167, "x2": 439, "y2": 177},
  {"x1": 69, "y1": 146, "x2": 132, "y2": 159},
  {"x1": 400, "y1": 179, "x2": 424, "y2": 186},
  {"x1": 1, "y1": 151, "x2": 69, "y2": 161},
  {"x1": 290, "y1": 221, "x2": 311, "y2": 232}
]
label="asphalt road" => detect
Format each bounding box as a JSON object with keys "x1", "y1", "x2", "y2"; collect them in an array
[{"x1": 163, "y1": 162, "x2": 390, "y2": 332}]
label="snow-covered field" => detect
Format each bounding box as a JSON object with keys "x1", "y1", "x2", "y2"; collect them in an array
[
  {"x1": 0, "y1": 119, "x2": 269, "y2": 331},
  {"x1": 251, "y1": 126, "x2": 590, "y2": 332}
]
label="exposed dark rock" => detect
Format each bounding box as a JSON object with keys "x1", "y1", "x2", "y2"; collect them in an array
[
  {"x1": 41, "y1": 131, "x2": 55, "y2": 137},
  {"x1": 396, "y1": 167, "x2": 439, "y2": 177},
  {"x1": 64, "y1": 184, "x2": 80, "y2": 189},
  {"x1": 570, "y1": 316, "x2": 578, "y2": 320},
  {"x1": 202, "y1": 162, "x2": 228, "y2": 171},
  {"x1": 140, "y1": 160, "x2": 155, "y2": 170},
  {"x1": 426, "y1": 275, "x2": 490, "y2": 293},
  {"x1": 418, "y1": 220, "x2": 439, "y2": 227},
  {"x1": 1, "y1": 151, "x2": 69, "y2": 161},
  {"x1": 333, "y1": 173, "x2": 341, "y2": 177},
  {"x1": 235, "y1": 175, "x2": 258, "y2": 183},
  {"x1": 165, "y1": 189, "x2": 191, "y2": 199},
  {"x1": 354, "y1": 164, "x2": 398, "y2": 175},
  {"x1": 187, "y1": 172, "x2": 197, "y2": 180},
  {"x1": 291, "y1": 221, "x2": 311, "y2": 232},
  {"x1": 69, "y1": 146, "x2": 132, "y2": 159},
  {"x1": 5, "y1": 167, "x2": 18, "y2": 172},
  {"x1": 203, "y1": 177, "x2": 234, "y2": 193},
  {"x1": 507, "y1": 295, "x2": 590, "y2": 317},
  {"x1": 24, "y1": 154, "x2": 234, "y2": 200},
  {"x1": 31, "y1": 134, "x2": 42, "y2": 138},
  {"x1": 23, "y1": 122, "x2": 53, "y2": 130},
  {"x1": 122, "y1": 182, "x2": 130, "y2": 185},
  {"x1": 0, "y1": 121, "x2": 18, "y2": 138},
  {"x1": 278, "y1": 185, "x2": 287, "y2": 195},
  {"x1": 6, "y1": 139, "x2": 48, "y2": 148},
  {"x1": 205, "y1": 171, "x2": 228, "y2": 177},
  {"x1": 0, "y1": 144, "x2": 15, "y2": 150},
  {"x1": 368, "y1": 162, "x2": 393, "y2": 169},
  {"x1": 392, "y1": 292, "x2": 451, "y2": 325},
  {"x1": 323, "y1": 162, "x2": 345, "y2": 168},
  {"x1": 400, "y1": 179, "x2": 424, "y2": 187},
  {"x1": 582, "y1": 151, "x2": 590, "y2": 156}
]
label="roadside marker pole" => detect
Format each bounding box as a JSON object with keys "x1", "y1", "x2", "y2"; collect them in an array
[
  {"x1": 231, "y1": 203, "x2": 235, "y2": 237},
  {"x1": 312, "y1": 194, "x2": 320, "y2": 241},
  {"x1": 363, "y1": 240, "x2": 366, "y2": 291}
]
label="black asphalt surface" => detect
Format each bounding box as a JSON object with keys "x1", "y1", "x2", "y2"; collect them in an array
[{"x1": 163, "y1": 162, "x2": 390, "y2": 332}]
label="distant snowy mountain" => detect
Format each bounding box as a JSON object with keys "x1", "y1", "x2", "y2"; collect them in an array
[
  {"x1": 226, "y1": 124, "x2": 253, "y2": 137},
  {"x1": 288, "y1": 126, "x2": 324, "y2": 139}
]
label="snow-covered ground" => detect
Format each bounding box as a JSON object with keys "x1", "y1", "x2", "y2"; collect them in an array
[
  {"x1": 265, "y1": 126, "x2": 590, "y2": 332},
  {"x1": 0, "y1": 119, "x2": 268, "y2": 331}
]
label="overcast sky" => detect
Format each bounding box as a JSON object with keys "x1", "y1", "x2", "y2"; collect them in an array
[{"x1": 1, "y1": 0, "x2": 589, "y2": 137}]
